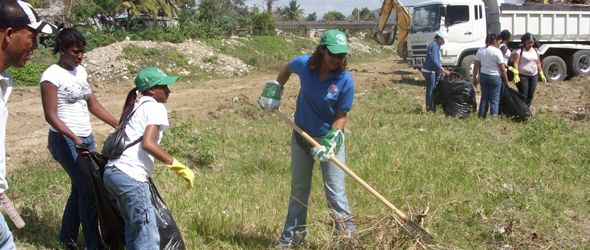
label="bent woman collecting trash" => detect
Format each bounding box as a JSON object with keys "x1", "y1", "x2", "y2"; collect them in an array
[{"x1": 103, "y1": 67, "x2": 195, "y2": 249}]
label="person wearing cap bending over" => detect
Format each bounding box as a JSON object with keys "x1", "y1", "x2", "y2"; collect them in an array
[
  {"x1": 40, "y1": 27, "x2": 118, "y2": 249},
  {"x1": 103, "y1": 67, "x2": 194, "y2": 249},
  {"x1": 259, "y1": 29, "x2": 356, "y2": 247},
  {"x1": 0, "y1": 0, "x2": 55, "y2": 248},
  {"x1": 422, "y1": 31, "x2": 450, "y2": 112}
]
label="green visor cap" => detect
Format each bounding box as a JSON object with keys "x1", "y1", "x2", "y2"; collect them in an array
[
  {"x1": 135, "y1": 67, "x2": 179, "y2": 92},
  {"x1": 320, "y1": 29, "x2": 349, "y2": 54}
]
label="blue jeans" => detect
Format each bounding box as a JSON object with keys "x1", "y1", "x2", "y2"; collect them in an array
[
  {"x1": 278, "y1": 133, "x2": 355, "y2": 246},
  {"x1": 103, "y1": 166, "x2": 159, "y2": 250},
  {"x1": 0, "y1": 213, "x2": 15, "y2": 250},
  {"x1": 47, "y1": 131, "x2": 103, "y2": 249},
  {"x1": 422, "y1": 71, "x2": 439, "y2": 112},
  {"x1": 516, "y1": 74, "x2": 538, "y2": 106},
  {"x1": 478, "y1": 73, "x2": 502, "y2": 117}
]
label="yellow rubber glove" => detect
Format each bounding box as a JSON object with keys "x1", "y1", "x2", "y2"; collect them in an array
[
  {"x1": 508, "y1": 66, "x2": 520, "y2": 84},
  {"x1": 168, "y1": 159, "x2": 195, "y2": 189},
  {"x1": 539, "y1": 71, "x2": 547, "y2": 83}
]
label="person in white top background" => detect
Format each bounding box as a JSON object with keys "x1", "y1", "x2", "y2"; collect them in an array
[
  {"x1": 511, "y1": 32, "x2": 546, "y2": 107},
  {"x1": 103, "y1": 67, "x2": 194, "y2": 249},
  {"x1": 499, "y1": 30, "x2": 512, "y2": 65},
  {"x1": 40, "y1": 27, "x2": 118, "y2": 249},
  {"x1": 0, "y1": 0, "x2": 55, "y2": 248},
  {"x1": 472, "y1": 32, "x2": 509, "y2": 118}
]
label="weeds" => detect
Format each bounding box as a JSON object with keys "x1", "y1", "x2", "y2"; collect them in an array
[{"x1": 5, "y1": 53, "x2": 590, "y2": 249}]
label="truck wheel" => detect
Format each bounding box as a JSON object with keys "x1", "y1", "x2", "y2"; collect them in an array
[
  {"x1": 542, "y1": 56, "x2": 567, "y2": 82},
  {"x1": 460, "y1": 54, "x2": 475, "y2": 80},
  {"x1": 570, "y1": 50, "x2": 590, "y2": 76}
]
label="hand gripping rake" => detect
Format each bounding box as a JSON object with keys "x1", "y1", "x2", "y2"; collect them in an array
[{"x1": 274, "y1": 110, "x2": 433, "y2": 243}]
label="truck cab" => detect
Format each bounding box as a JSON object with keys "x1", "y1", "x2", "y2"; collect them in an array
[
  {"x1": 406, "y1": 0, "x2": 590, "y2": 81},
  {"x1": 406, "y1": 0, "x2": 487, "y2": 78}
]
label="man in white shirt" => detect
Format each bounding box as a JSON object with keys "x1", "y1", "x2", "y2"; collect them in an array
[{"x1": 0, "y1": 0, "x2": 55, "y2": 248}]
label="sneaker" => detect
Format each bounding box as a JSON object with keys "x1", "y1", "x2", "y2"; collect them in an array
[{"x1": 276, "y1": 231, "x2": 306, "y2": 249}]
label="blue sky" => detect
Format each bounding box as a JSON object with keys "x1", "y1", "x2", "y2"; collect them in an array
[
  {"x1": 243, "y1": 0, "x2": 525, "y2": 18},
  {"x1": 244, "y1": 0, "x2": 422, "y2": 18}
]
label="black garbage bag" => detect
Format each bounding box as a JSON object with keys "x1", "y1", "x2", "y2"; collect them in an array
[
  {"x1": 433, "y1": 79, "x2": 445, "y2": 106},
  {"x1": 148, "y1": 178, "x2": 186, "y2": 250},
  {"x1": 78, "y1": 151, "x2": 125, "y2": 250},
  {"x1": 499, "y1": 86, "x2": 531, "y2": 122},
  {"x1": 434, "y1": 78, "x2": 477, "y2": 118}
]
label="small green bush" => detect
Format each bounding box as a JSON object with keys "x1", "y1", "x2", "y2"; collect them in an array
[
  {"x1": 120, "y1": 45, "x2": 188, "y2": 75},
  {"x1": 79, "y1": 26, "x2": 128, "y2": 50},
  {"x1": 203, "y1": 36, "x2": 317, "y2": 72},
  {"x1": 8, "y1": 63, "x2": 50, "y2": 86}
]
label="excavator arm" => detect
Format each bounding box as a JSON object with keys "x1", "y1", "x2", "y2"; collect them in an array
[{"x1": 372, "y1": 0, "x2": 412, "y2": 59}]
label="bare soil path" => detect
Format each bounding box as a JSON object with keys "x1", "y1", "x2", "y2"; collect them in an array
[
  {"x1": 6, "y1": 55, "x2": 588, "y2": 169},
  {"x1": 5, "y1": 56, "x2": 408, "y2": 169}
]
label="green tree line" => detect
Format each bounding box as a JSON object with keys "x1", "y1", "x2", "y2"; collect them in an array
[{"x1": 26, "y1": 0, "x2": 376, "y2": 41}]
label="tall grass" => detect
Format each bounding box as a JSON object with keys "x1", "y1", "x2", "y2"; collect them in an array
[{"x1": 7, "y1": 80, "x2": 589, "y2": 249}]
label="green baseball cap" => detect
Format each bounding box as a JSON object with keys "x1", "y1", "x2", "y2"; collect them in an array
[
  {"x1": 135, "y1": 67, "x2": 179, "y2": 92},
  {"x1": 320, "y1": 29, "x2": 349, "y2": 54}
]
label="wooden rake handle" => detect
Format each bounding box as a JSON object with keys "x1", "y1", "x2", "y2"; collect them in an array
[{"x1": 273, "y1": 110, "x2": 410, "y2": 222}]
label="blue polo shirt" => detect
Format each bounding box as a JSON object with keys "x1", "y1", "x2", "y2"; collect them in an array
[{"x1": 290, "y1": 55, "x2": 355, "y2": 137}]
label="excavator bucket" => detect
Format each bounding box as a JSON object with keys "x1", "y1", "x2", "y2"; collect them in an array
[
  {"x1": 374, "y1": 26, "x2": 397, "y2": 46},
  {"x1": 372, "y1": 0, "x2": 411, "y2": 59}
]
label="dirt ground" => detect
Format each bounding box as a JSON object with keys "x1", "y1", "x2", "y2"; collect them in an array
[{"x1": 5, "y1": 55, "x2": 589, "y2": 170}]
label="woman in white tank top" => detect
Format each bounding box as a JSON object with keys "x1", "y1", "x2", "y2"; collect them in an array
[{"x1": 511, "y1": 32, "x2": 547, "y2": 106}]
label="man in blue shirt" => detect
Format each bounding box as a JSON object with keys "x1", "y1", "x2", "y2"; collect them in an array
[{"x1": 422, "y1": 31, "x2": 450, "y2": 112}]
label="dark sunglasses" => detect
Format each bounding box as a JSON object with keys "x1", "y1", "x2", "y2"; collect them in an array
[{"x1": 326, "y1": 50, "x2": 348, "y2": 59}]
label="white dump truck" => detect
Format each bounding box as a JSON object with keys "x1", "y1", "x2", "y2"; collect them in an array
[{"x1": 405, "y1": 0, "x2": 590, "y2": 81}]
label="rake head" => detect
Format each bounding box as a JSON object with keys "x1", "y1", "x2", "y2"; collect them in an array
[{"x1": 401, "y1": 220, "x2": 434, "y2": 244}]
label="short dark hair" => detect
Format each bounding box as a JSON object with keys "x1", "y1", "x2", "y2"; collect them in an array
[
  {"x1": 521, "y1": 32, "x2": 534, "y2": 43},
  {"x1": 53, "y1": 28, "x2": 86, "y2": 54},
  {"x1": 500, "y1": 30, "x2": 511, "y2": 42},
  {"x1": 485, "y1": 33, "x2": 501, "y2": 47},
  {"x1": 0, "y1": 0, "x2": 29, "y2": 29}
]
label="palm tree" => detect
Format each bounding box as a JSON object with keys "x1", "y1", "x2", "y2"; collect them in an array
[
  {"x1": 117, "y1": 0, "x2": 187, "y2": 28},
  {"x1": 265, "y1": 0, "x2": 278, "y2": 15},
  {"x1": 280, "y1": 0, "x2": 303, "y2": 21}
]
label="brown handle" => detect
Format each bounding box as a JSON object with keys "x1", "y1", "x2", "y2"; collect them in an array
[
  {"x1": 273, "y1": 110, "x2": 409, "y2": 222},
  {"x1": 0, "y1": 193, "x2": 25, "y2": 228}
]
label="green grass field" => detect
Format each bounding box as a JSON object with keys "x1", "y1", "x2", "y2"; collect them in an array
[{"x1": 6, "y1": 73, "x2": 589, "y2": 249}]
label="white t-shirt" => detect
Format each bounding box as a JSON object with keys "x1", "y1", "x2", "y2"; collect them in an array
[
  {"x1": 475, "y1": 46, "x2": 504, "y2": 76},
  {"x1": 107, "y1": 96, "x2": 169, "y2": 182},
  {"x1": 40, "y1": 64, "x2": 92, "y2": 136},
  {"x1": 0, "y1": 71, "x2": 13, "y2": 193},
  {"x1": 499, "y1": 44, "x2": 511, "y2": 64},
  {"x1": 516, "y1": 48, "x2": 539, "y2": 76}
]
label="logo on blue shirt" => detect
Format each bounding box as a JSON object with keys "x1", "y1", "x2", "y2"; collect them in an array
[{"x1": 327, "y1": 84, "x2": 338, "y2": 98}]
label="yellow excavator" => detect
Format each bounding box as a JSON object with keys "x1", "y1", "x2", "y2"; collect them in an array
[{"x1": 372, "y1": 0, "x2": 412, "y2": 59}]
